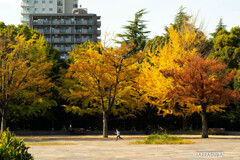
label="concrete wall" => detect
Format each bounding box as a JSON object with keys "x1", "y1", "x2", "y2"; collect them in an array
[{"x1": 64, "y1": 0, "x2": 78, "y2": 13}]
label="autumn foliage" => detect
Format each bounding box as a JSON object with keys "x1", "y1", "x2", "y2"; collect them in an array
[
  {"x1": 0, "y1": 30, "x2": 52, "y2": 132},
  {"x1": 161, "y1": 54, "x2": 238, "y2": 137},
  {"x1": 162, "y1": 55, "x2": 237, "y2": 110},
  {"x1": 65, "y1": 42, "x2": 144, "y2": 137},
  {"x1": 137, "y1": 24, "x2": 205, "y2": 116}
]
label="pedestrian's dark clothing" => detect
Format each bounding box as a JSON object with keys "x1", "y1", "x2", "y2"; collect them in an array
[{"x1": 68, "y1": 126, "x2": 73, "y2": 135}]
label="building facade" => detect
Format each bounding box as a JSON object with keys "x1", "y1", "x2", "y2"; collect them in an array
[
  {"x1": 21, "y1": 0, "x2": 78, "y2": 26},
  {"x1": 22, "y1": 0, "x2": 101, "y2": 59},
  {"x1": 29, "y1": 9, "x2": 101, "y2": 59}
]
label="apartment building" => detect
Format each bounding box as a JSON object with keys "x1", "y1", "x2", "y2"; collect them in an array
[
  {"x1": 30, "y1": 9, "x2": 101, "y2": 59},
  {"x1": 22, "y1": 0, "x2": 101, "y2": 59},
  {"x1": 21, "y1": 0, "x2": 78, "y2": 26}
]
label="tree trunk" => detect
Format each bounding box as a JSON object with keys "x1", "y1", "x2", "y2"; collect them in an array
[
  {"x1": 182, "y1": 117, "x2": 188, "y2": 131},
  {"x1": 0, "y1": 107, "x2": 7, "y2": 132},
  {"x1": 103, "y1": 111, "x2": 108, "y2": 138},
  {"x1": 201, "y1": 105, "x2": 208, "y2": 138},
  {"x1": 1, "y1": 58, "x2": 6, "y2": 133}
]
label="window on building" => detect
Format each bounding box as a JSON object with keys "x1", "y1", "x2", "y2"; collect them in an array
[
  {"x1": 42, "y1": 0, "x2": 46, "y2": 4},
  {"x1": 70, "y1": 18, "x2": 75, "y2": 24},
  {"x1": 49, "y1": 0, "x2": 53, "y2": 4},
  {"x1": 73, "y1": 4, "x2": 78, "y2": 8},
  {"x1": 60, "y1": 19, "x2": 65, "y2": 24},
  {"x1": 49, "y1": 8, "x2": 53, "y2": 11},
  {"x1": 88, "y1": 19, "x2": 93, "y2": 24},
  {"x1": 57, "y1": 8, "x2": 63, "y2": 13},
  {"x1": 42, "y1": 8, "x2": 45, "y2": 11},
  {"x1": 34, "y1": 1, "x2": 38, "y2": 4},
  {"x1": 34, "y1": 8, "x2": 38, "y2": 11}
]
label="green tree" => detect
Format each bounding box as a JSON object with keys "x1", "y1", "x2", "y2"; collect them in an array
[
  {"x1": 225, "y1": 70, "x2": 240, "y2": 129},
  {"x1": 209, "y1": 26, "x2": 240, "y2": 69},
  {"x1": 145, "y1": 6, "x2": 192, "y2": 52},
  {"x1": 117, "y1": 9, "x2": 150, "y2": 55},
  {"x1": 164, "y1": 6, "x2": 191, "y2": 39},
  {"x1": 211, "y1": 18, "x2": 227, "y2": 38},
  {"x1": 144, "y1": 36, "x2": 165, "y2": 53}
]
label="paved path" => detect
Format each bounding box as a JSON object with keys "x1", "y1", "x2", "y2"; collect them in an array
[{"x1": 25, "y1": 135, "x2": 240, "y2": 160}]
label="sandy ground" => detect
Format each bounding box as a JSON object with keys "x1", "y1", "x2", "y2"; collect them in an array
[{"x1": 21, "y1": 135, "x2": 240, "y2": 160}]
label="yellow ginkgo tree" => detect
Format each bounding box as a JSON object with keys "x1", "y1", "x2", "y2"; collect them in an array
[
  {"x1": 137, "y1": 23, "x2": 206, "y2": 118},
  {"x1": 65, "y1": 42, "x2": 144, "y2": 138},
  {"x1": 0, "y1": 30, "x2": 53, "y2": 132}
]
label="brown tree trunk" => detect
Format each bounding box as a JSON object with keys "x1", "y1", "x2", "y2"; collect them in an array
[
  {"x1": 1, "y1": 58, "x2": 6, "y2": 133},
  {"x1": 1, "y1": 107, "x2": 6, "y2": 132},
  {"x1": 182, "y1": 117, "x2": 188, "y2": 131},
  {"x1": 201, "y1": 105, "x2": 208, "y2": 138},
  {"x1": 103, "y1": 111, "x2": 108, "y2": 138}
]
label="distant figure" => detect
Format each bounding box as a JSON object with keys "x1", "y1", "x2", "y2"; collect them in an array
[
  {"x1": 158, "y1": 125, "x2": 165, "y2": 134},
  {"x1": 116, "y1": 129, "x2": 123, "y2": 141},
  {"x1": 68, "y1": 124, "x2": 73, "y2": 135}
]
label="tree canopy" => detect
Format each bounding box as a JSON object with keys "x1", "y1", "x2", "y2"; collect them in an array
[
  {"x1": 209, "y1": 26, "x2": 240, "y2": 69},
  {"x1": 117, "y1": 9, "x2": 150, "y2": 55},
  {"x1": 210, "y1": 18, "x2": 227, "y2": 38},
  {"x1": 161, "y1": 54, "x2": 238, "y2": 138},
  {"x1": 63, "y1": 42, "x2": 144, "y2": 137},
  {"x1": 0, "y1": 23, "x2": 53, "y2": 132}
]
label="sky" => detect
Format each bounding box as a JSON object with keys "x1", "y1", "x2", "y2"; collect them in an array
[{"x1": 0, "y1": 0, "x2": 240, "y2": 39}]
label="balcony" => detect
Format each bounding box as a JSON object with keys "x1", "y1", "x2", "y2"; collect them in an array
[
  {"x1": 60, "y1": 38, "x2": 66, "y2": 42},
  {"x1": 66, "y1": 38, "x2": 74, "y2": 42},
  {"x1": 53, "y1": 29, "x2": 60, "y2": 34},
  {"x1": 82, "y1": 38, "x2": 89, "y2": 43},
  {"x1": 88, "y1": 20, "x2": 93, "y2": 25},
  {"x1": 82, "y1": 29, "x2": 88, "y2": 34},
  {"x1": 60, "y1": 47, "x2": 66, "y2": 51},
  {"x1": 66, "y1": 20, "x2": 75, "y2": 25},
  {"x1": 52, "y1": 20, "x2": 60, "y2": 25},
  {"x1": 21, "y1": 10, "x2": 34, "y2": 14},
  {"x1": 76, "y1": 29, "x2": 82, "y2": 34},
  {"x1": 76, "y1": 20, "x2": 87, "y2": 25},
  {"x1": 21, "y1": 17, "x2": 29, "y2": 22},
  {"x1": 75, "y1": 38, "x2": 82, "y2": 43},
  {"x1": 60, "y1": 30, "x2": 66, "y2": 34},
  {"x1": 21, "y1": 2, "x2": 34, "y2": 7},
  {"x1": 97, "y1": 21, "x2": 101, "y2": 27},
  {"x1": 97, "y1": 30, "x2": 101, "y2": 36},
  {"x1": 43, "y1": 29, "x2": 50, "y2": 34},
  {"x1": 43, "y1": 20, "x2": 50, "y2": 25},
  {"x1": 53, "y1": 38, "x2": 60, "y2": 42}
]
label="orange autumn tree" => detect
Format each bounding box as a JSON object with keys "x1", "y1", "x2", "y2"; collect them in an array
[
  {"x1": 65, "y1": 42, "x2": 144, "y2": 138},
  {"x1": 0, "y1": 29, "x2": 52, "y2": 132},
  {"x1": 161, "y1": 54, "x2": 238, "y2": 138}
]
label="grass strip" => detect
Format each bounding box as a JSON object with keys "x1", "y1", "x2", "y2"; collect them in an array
[
  {"x1": 130, "y1": 133, "x2": 195, "y2": 145},
  {"x1": 26, "y1": 142, "x2": 77, "y2": 146}
]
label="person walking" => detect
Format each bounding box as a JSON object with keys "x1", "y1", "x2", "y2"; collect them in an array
[
  {"x1": 116, "y1": 129, "x2": 123, "y2": 141},
  {"x1": 68, "y1": 124, "x2": 73, "y2": 135}
]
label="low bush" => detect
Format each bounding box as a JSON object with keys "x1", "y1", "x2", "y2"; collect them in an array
[
  {"x1": 0, "y1": 129, "x2": 33, "y2": 160},
  {"x1": 131, "y1": 133, "x2": 194, "y2": 144}
]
